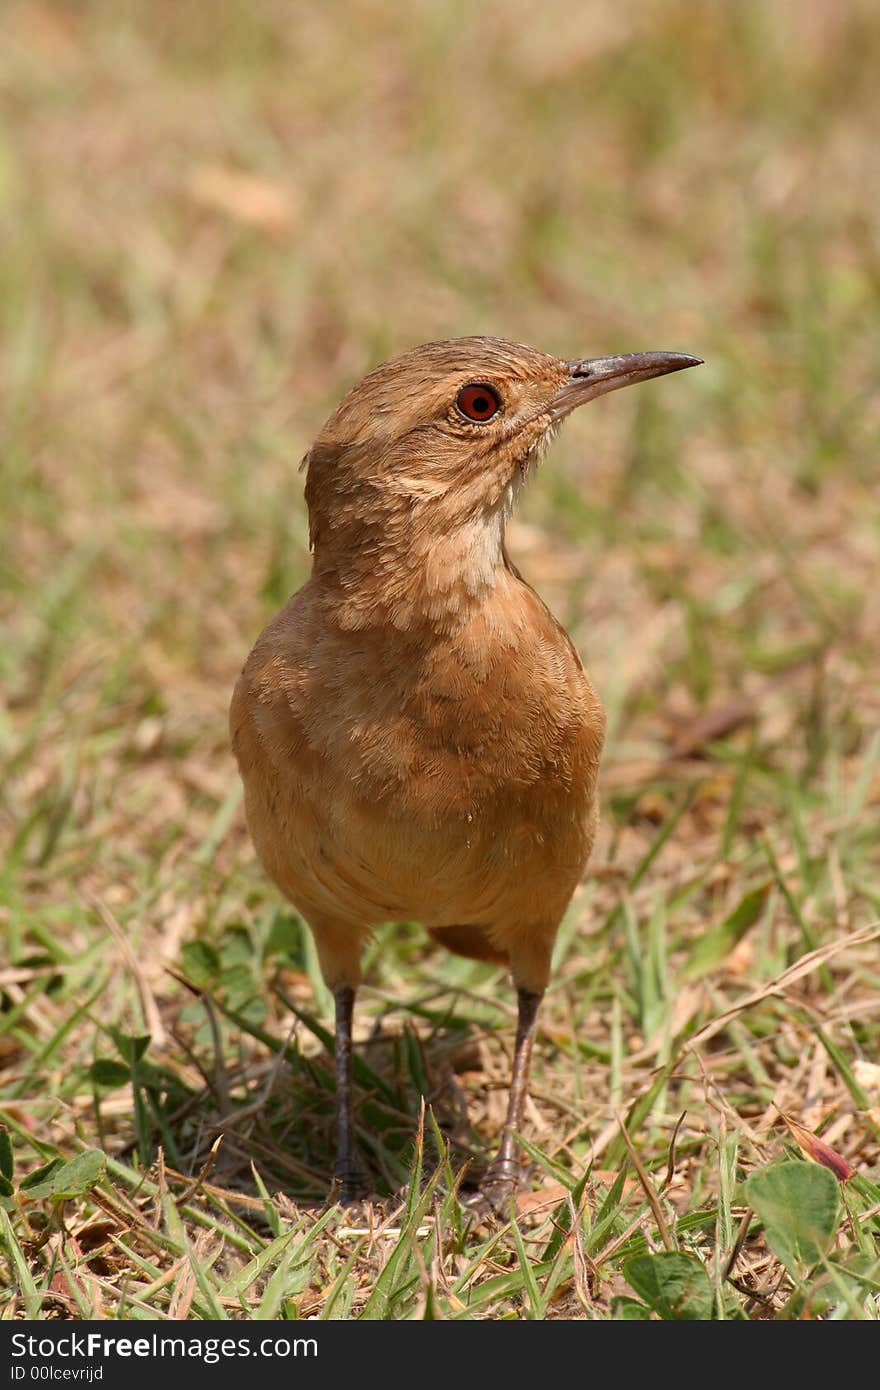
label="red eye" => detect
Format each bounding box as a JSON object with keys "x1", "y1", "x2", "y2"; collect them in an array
[{"x1": 455, "y1": 383, "x2": 501, "y2": 422}]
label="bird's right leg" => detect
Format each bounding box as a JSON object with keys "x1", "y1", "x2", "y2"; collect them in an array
[
  {"x1": 310, "y1": 918, "x2": 370, "y2": 1203},
  {"x1": 332, "y1": 982, "x2": 369, "y2": 1202}
]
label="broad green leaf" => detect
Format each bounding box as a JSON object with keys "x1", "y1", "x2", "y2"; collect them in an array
[
  {"x1": 612, "y1": 1296, "x2": 652, "y2": 1320},
  {"x1": 745, "y1": 1160, "x2": 840, "y2": 1271},
  {"x1": 20, "y1": 1157, "x2": 65, "y2": 1191},
  {"x1": 623, "y1": 1251, "x2": 715, "y2": 1320},
  {"x1": 264, "y1": 909, "x2": 304, "y2": 960},
  {"x1": 89, "y1": 1058, "x2": 131, "y2": 1088},
  {"x1": 20, "y1": 1149, "x2": 106, "y2": 1201},
  {"x1": 682, "y1": 882, "x2": 771, "y2": 980},
  {"x1": 109, "y1": 1029, "x2": 150, "y2": 1065},
  {"x1": 181, "y1": 939, "x2": 221, "y2": 985}
]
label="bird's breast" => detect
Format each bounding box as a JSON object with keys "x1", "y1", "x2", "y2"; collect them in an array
[{"x1": 230, "y1": 572, "x2": 605, "y2": 926}]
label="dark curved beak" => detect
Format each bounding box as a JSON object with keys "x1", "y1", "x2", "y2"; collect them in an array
[{"x1": 550, "y1": 351, "x2": 702, "y2": 421}]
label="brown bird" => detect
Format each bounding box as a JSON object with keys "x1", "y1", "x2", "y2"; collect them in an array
[{"x1": 230, "y1": 337, "x2": 700, "y2": 1206}]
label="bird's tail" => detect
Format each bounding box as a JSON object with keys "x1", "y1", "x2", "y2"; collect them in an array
[{"x1": 427, "y1": 925, "x2": 509, "y2": 967}]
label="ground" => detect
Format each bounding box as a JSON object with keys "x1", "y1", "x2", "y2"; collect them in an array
[{"x1": 1, "y1": 0, "x2": 879, "y2": 1319}]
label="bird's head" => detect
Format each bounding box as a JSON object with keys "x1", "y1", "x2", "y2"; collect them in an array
[{"x1": 303, "y1": 337, "x2": 700, "y2": 606}]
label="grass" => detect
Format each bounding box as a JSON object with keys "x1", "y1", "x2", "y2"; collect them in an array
[{"x1": 1, "y1": 0, "x2": 879, "y2": 1320}]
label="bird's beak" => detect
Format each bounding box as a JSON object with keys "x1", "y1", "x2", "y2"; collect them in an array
[{"x1": 549, "y1": 351, "x2": 702, "y2": 421}]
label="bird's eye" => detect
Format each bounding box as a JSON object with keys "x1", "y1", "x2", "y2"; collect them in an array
[{"x1": 455, "y1": 383, "x2": 501, "y2": 422}]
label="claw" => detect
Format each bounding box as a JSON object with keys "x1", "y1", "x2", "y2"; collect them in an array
[
  {"x1": 460, "y1": 1160, "x2": 522, "y2": 1220},
  {"x1": 331, "y1": 1161, "x2": 371, "y2": 1206}
]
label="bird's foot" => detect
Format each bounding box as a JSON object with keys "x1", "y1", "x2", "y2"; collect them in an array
[
  {"x1": 330, "y1": 1155, "x2": 371, "y2": 1207},
  {"x1": 331, "y1": 1180, "x2": 371, "y2": 1207},
  {"x1": 461, "y1": 1157, "x2": 521, "y2": 1220}
]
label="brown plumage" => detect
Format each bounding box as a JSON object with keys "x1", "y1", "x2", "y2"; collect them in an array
[{"x1": 230, "y1": 336, "x2": 700, "y2": 1205}]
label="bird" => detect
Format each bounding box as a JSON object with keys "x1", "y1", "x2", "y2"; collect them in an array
[{"x1": 229, "y1": 336, "x2": 701, "y2": 1206}]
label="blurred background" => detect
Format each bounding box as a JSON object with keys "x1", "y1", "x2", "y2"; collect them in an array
[
  {"x1": 1, "y1": 0, "x2": 879, "y2": 1294},
  {"x1": 4, "y1": 0, "x2": 878, "y2": 909}
]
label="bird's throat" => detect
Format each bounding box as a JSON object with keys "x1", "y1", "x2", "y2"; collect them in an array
[{"x1": 315, "y1": 494, "x2": 513, "y2": 634}]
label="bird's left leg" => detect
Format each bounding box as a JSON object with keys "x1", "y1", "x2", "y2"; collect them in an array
[{"x1": 478, "y1": 986, "x2": 543, "y2": 1204}]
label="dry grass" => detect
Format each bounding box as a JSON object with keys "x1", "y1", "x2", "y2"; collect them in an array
[{"x1": 1, "y1": 0, "x2": 879, "y2": 1320}]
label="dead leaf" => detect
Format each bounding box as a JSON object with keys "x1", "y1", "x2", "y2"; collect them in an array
[
  {"x1": 682, "y1": 923, "x2": 880, "y2": 1053},
  {"x1": 515, "y1": 1183, "x2": 569, "y2": 1215},
  {"x1": 188, "y1": 165, "x2": 297, "y2": 234},
  {"x1": 726, "y1": 938, "x2": 755, "y2": 975},
  {"x1": 667, "y1": 696, "x2": 757, "y2": 758},
  {"x1": 853, "y1": 1059, "x2": 880, "y2": 1092}
]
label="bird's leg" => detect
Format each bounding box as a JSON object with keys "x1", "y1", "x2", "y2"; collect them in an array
[
  {"x1": 332, "y1": 984, "x2": 369, "y2": 1203},
  {"x1": 480, "y1": 986, "x2": 543, "y2": 1205}
]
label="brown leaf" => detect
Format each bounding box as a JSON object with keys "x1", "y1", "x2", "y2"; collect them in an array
[
  {"x1": 667, "y1": 696, "x2": 757, "y2": 758},
  {"x1": 852, "y1": 1060, "x2": 880, "y2": 1093},
  {"x1": 188, "y1": 165, "x2": 297, "y2": 234},
  {"x1": 515, "y1": 1183, "x2": 569, "y2": 1215},
  {"x1": 725, "y1": 937, "x2": 755, "y2": 976}
]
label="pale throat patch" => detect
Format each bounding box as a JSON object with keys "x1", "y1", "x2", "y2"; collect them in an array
[
  {"x1": 447, "y1": 421, "x2": 558, "y2": 595},
  {"x1": 402, "y1": 419, "x2": 559, "y2": 609}
]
